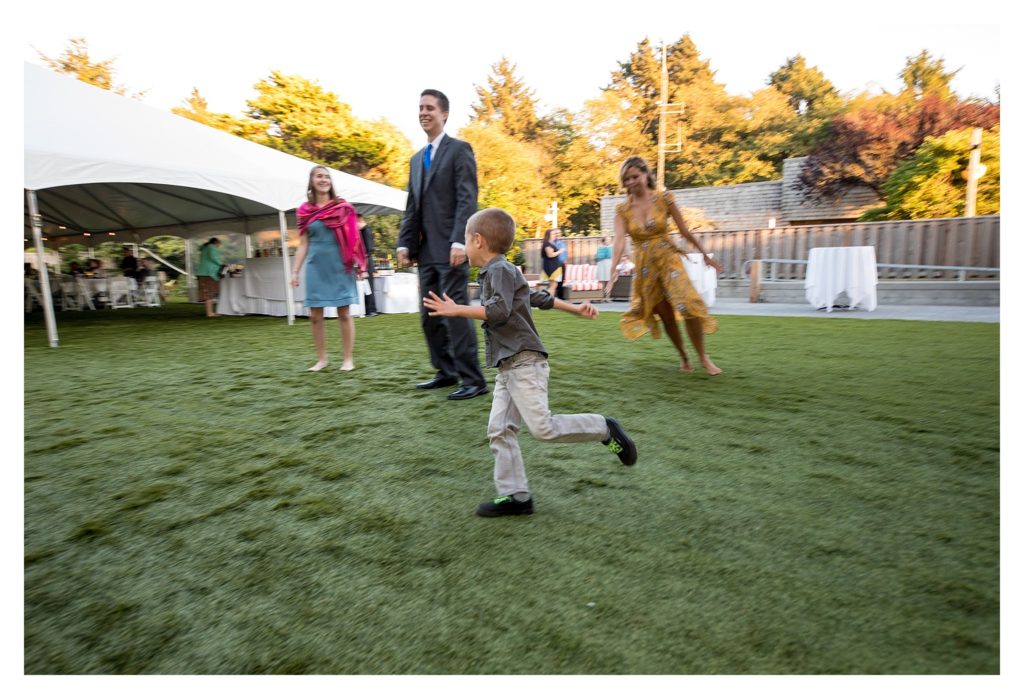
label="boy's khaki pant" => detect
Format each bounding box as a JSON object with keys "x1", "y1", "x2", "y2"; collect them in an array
[{"x1": 487, "y1": 351, "x2": 608, "y2": 496}]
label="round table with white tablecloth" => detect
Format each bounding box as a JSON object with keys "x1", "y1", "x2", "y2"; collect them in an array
[{"x1": 804, "y1": 246, "x2": 878, "y2": 312}]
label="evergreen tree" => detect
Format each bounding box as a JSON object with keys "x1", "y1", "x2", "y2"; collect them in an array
[{"x1": 470, "y1": 58, "x2": 541, "y2": 139}]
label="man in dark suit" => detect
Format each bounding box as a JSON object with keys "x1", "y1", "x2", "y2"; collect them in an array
[
  {"x1": 398, "y1": 89, "x2": 487, "y2": 400},
  {"x1": 357, "y1": 214, "x2": 378, "y2": 316}
]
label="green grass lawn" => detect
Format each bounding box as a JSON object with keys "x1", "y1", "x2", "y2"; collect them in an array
[{"x1": 23, "y1": 302, "x2": 999, "y2": 674}]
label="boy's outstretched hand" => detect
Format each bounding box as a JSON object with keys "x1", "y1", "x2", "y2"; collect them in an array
[
  {"x1": 422, "y1": 290, "x2": 458, "y2": 316},
  {"x1": 576, "y1": 301, "x2": 599, "y2": 319}
]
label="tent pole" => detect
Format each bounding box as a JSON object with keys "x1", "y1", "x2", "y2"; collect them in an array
[
  {"x1": 26, "y1": 190, "x2": 59, "y2": 348},
  {"x1": 185, "y1": 238, "x2": 195, "y2": 303},
  {"x1": 279, "y1": 211, "x2": 295, "y2": 326},
  {"x1": 244, "y1": 220, "x2": 253, "y2": 259}
]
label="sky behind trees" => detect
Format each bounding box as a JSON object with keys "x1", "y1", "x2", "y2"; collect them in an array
[{"x1": 20, "y1": 1, "x2": 1000, "y2": 145}]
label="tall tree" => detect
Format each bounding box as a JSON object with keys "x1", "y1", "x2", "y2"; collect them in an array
[
  {"x1": 37, "y1": 37, "x2": 144, "y2": 98},
  {"x1": 899, "y1": 49, "x2": 959, "y2": 102},
  {"x1": 604, "y1": 35, "x2": 745, "y2": 188},
  {"x1": 767, "y1": 54, "x2": 846, "y2": 153},
  {"x1": 470, "y1": 58, "x2": 541, "y2": 139}
]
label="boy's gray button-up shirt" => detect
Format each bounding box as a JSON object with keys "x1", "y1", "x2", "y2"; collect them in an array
[{"x1": 478, "y1": 256, "x2": 555, "y2": 368}]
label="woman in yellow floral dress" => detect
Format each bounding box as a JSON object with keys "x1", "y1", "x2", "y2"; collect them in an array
[{"x1": 605, "y1": 156, "x2": 723, "y2": 375}]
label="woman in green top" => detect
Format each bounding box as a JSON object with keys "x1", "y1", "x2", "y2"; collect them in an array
[{"x1": 196, "y1": 237, "x2": 223, "y2": 317}]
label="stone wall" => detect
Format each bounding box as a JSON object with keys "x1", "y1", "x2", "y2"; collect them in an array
[{"x1": 599, "y1": 157, "x2": 885, "y2": 232}]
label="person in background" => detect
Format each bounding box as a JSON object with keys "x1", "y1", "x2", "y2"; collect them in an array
[
  {"x1": 85, "y1": 259, "x2": 104, "y2": 277},
  {"x1": 615, "y1": 254, "x2": 635, "y2": 276},
  {"x1": 137, "y1": 257, "x2": 154, "y2": 280},
  {"x1": 119, "y1": 246, "x2": 139, "y2": 281},
  {"x1": 540, "y1": 228, "x2": 564, "y2": 298},
  {"x1": 594, "y1": 235, "x2": 613, "y2": 301},
  {"x1": 196, "y1": 237, "x2": 223, "y2": 318},
  {"x1": 357, "y1": 214, "x2": 378, "y2": 317},
  {"x1": 291, "y1": 166, "x2": 367, "y2": 372},
  {"x1": 68, "y1": 261, "x2": 85, "y2": 278}
]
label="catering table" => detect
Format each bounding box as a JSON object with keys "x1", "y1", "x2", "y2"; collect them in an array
[
  {"x1": 804, "y1": 246, "x2": 878, "y2": 312},
  {"x1": 372, "y1": 273, "x2": 420, "y2": 314},
  {"x1": 217, "y1": 257, "x2": 364, "y2": 318},
  {"x1": 681, "y1": 253, "x2": 718, "y2": 308}
]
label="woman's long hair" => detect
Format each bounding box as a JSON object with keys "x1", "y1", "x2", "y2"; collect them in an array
[
  {"x1": 307, "y1": 165, "x2": 337, "y2": 204},
  {"x1": 543, "y1": 228, "x2": 560, "y2": 244},
  {"x1": 619, "y1": 156, "x2": 656, "y2": 191},
  {"x1": 201, "y1": 237, "x2": 219, "y2": 249}
]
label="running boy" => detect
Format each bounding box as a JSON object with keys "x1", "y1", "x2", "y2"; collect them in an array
[{"x1": 422, "y1": 208, "x2": 637, "y2": 517}]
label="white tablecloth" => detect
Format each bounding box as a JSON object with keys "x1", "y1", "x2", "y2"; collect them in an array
[
  {"x1": 804, "y1": 246, "x2": 878, "y2": 312},
  {"x1": 217, "y1": 257, "x2": 364, "y2": 318},
  {"x1": 681, "y1": 253, "x2": 718, "y2": 308},
  {"x1": 372, "y1": 273, "x2": 420, "y2": 314}
]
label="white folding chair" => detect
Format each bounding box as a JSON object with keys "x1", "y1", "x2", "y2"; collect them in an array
[
  {"x1": 75, "y1": 277, "x2": 97, "y2": 310},
  {"x1": 24, "y1": 279, "x2": 45, "y2": 313},
  {"x1": 108, "y1": 278, "x2": 134, "y2": 309},
  {"x1": 60, "y1": 278, "x2": 85, "y2": 311},
  {"x1": 140, "y1": 277, "x2": 162, "y2": 307}
]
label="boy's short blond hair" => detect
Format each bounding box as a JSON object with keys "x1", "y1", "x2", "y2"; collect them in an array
[{"x1": 467, "y1": 208, "x2": 516, "y2": 254}]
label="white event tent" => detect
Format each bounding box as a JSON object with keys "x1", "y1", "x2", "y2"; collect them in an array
[{"x1": 24, "y1": 62, "x2": 407, "y2": 347}]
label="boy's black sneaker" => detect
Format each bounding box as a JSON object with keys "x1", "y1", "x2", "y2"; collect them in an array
[
  {"x1": 603, "y1": 417, "x2": 637, "y2": 466},
  {"x1": 476, "y1": 495, "x2": 534, "y2": 517}
]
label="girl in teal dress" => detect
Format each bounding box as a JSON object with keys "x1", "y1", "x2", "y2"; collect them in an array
[{"x1": 291, "y1": 166, "x2": 368, "y2": 371}]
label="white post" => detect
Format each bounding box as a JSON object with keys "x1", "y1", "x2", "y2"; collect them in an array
[
  {"x1": 26, "y1": 190, "x2": 59, "y2": 348},
  {"x1": 279, "y1": 211, "x2": 295, "y2": 325},
  {"x1": 964, "y1": 127, "x2": 983, "y2": 218}
]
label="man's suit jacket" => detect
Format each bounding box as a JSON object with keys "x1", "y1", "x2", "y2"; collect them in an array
[{"x1": 398, "y1": 134, "x2": 478, "y2": 266}]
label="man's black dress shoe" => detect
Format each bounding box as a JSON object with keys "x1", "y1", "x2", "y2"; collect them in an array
[
  {"x1": 417, "y1": 376, "x2": 459, "y2": 390},
  {"x1": 448, "y1": 384, "x2": 489, "y2": 400}
]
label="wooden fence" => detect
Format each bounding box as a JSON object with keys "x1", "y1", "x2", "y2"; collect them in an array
[{"x1": 523, "y1": 216, "x2": 1000, "y2": 281}]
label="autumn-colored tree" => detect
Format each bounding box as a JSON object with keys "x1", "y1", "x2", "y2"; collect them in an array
[
  {"x1": 799, "y1": 93, "x2": 999, "y2": 199},
  {"x1": 798, "y1": 49, "x2": 999, "y2": 201},
  {"x1": 37, "y1": 37, "x2": 144, "y2": 98},
  {"x1": 459, "y1": 121, "x2": 553, "y2": 255},
  {"x1": 860, "y1": 126, "x2": 999, "y2": 220},
  {"x1": 172, "y1": 88, "x2": 248, "y2": 133}
]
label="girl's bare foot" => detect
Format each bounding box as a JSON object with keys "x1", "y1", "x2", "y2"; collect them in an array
[
  {"x1": 679, "y1": 357, "x2": 694, "y2": 373},
  {"x1": 307, "y1": 360, "x2": 329, "y2": 372},
  {"x1": 700, "y1": 355, "x2": 723, "y2": 376},
  {"x1": 339, "y1": 360, "x2": 355, "y2": 372}
]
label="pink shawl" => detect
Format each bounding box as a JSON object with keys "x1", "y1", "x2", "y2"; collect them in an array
[{"x1": 296, "y1": 199, "x2": 366, "y2": 273}]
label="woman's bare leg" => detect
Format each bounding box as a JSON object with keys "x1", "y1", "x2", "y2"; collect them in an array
[
  {"x1": 307, "y1": 308, "x2": 328, "y2": 371},
  {"x1": 683, "y1": 316, "x2": 722, "y2": 375},
  {"x1": 338, "y1": 306, "x2": 355, "y2": 370},
  {"x1": 654, "y1": 299, "x2": 692, "y2": 372}
]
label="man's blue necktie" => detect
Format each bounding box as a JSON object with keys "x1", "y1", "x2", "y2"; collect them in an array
[{"x1": 424, "y1": 143, "x2": 433, "y2": 172}]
